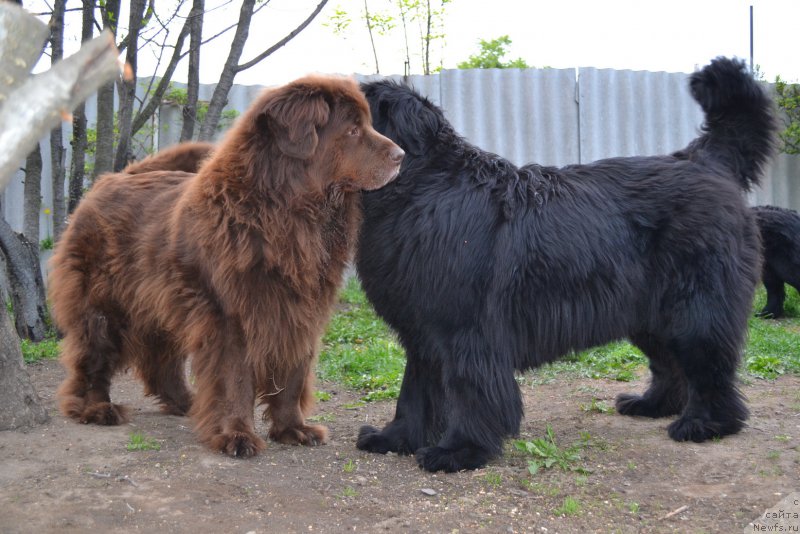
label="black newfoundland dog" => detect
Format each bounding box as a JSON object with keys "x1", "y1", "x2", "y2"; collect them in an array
[
  {"x1": 355, "y1": 57, "x2": 777, "y2": 472},
  {"x1": 752, "y1": 205, "x2": 800, "y2": 318}
]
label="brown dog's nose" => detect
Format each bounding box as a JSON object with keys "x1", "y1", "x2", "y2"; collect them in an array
[{"x1": 390, "y1": 146, "x2": 405, "y2": 164}]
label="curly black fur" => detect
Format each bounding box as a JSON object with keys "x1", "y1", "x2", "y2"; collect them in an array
[
  {"x1": 355, "y1": 57, "x2": 777, "y2": 472},
  {"x1": 752, "y1": 205, "x2": 800, "y2": 318}
]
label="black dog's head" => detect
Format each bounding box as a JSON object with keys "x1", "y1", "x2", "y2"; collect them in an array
[{"x1": 360, "y1": 80, "x2": 449, "y2": 157}]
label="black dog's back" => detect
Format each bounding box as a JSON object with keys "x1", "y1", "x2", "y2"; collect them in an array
[
  {"x1": 357, "y1": 58, "x2": 777, "y2": 472},
  {"x1": 753, "y1": 205, "x2": 800, "y2": 318}
]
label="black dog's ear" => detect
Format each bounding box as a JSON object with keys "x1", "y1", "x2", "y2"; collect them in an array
[
  {"x1": 391, "y1": 95, "x2": 438, "y2": 157},
  {"x1": 261, "y1": 86, "x2": 330, "y2": 159},
  {"x1": 368, "y1": 84, "x2": 441, "y2": 157}
]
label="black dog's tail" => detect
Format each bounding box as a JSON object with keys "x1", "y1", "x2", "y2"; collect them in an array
[{"x1": 684, "y1": 57, "x2": 777, "y2": 191}]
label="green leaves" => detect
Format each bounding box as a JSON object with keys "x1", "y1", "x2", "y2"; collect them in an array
[
  {"x1": 126, "y1": 432, "x2": 161, "y2": 451},
  {"x1": 457, "y1": 35, "x2": 530, "y2": 70},
  {"x1": 514, "y1": 425, "x2": 587, "y2": 475},
  {"x1": 775, "y1": 76, "x2": 800, "y2": 155}
]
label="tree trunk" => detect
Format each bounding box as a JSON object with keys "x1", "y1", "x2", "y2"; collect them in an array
[
  {"x1": 198, "y1": 0, "x2": 255, "y2": 141},
  {"x1": 113, "y1": 0, "x2": 147, "y2": 172},
  {"x1": 0, "y1": 3, "x2": 123, "y2": 431},
  {"x1": 68, "y1": 104, "x2": 87, "y2": 212},
  {"x1": 22, "y1": 144, "x2": 42, "y2": 243},
  {"x1": 68, "y1": 0, "x2": 95, "y2": 213},
  {"x1": 49, "y1": 0, "x2": 66, "y2": 240},
  {"x1": 198, "y1": 0, "x2": 329, "y2": 141},
  {"x1": 423, "y1": 0, "x2": 432, "y2": 75},
  {"x1": 180, "y1": 0, "x2": 204, "y2": 142},
  {"x1": 0, "y1": 218, "x2": 47, "y2": 341},
  {"x1": 364, "y1": 0, "x2": 380, "y2": 74},
  {"x1": 92, "y1": 0, "x2": 121, "y2": 181},
  {"x1": 129, "y1": 16, "x2": 191, "y2": 137},
  {"x1": 0, "y1": 309, "x2": 49, "y2": 430}
]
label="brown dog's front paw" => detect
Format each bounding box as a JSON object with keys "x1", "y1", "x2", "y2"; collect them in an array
[
  {"x1": 211, "y1": 431, "x2": 267, "y2": 458},
  {"x1": 269, "y1": 424, "x2": 329, "y2": 446},
  {"x1": 80, "y1": 402, "x2": 130, "y2": 425}
]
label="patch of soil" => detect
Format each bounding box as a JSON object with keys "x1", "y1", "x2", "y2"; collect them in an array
[{"x1": 1, "y1": 361, "x2": 798, "y2": 533}]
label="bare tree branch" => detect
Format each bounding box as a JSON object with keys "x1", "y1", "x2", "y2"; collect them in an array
[
  {"x1": 0, "y1": 29, "x2": 124, "y2": 191},
  {"x1": 0, "y1": 2, "x2": 121, "y2": 431},
  {"x1": 180, "y1": 0, "x2": 205, "y2": 142},
  {"x1": 130, "y1": 14, "x2": 192, "y2": 136},
  {"x1": 198, "y1": 0, "x2": 329, "y2": 140},
  {"x1": 236, "y1": 0, "x2": 329, "y2": 73},
  {"x1": 0, "y1": 5, "x2": 50, "y2": 104}
]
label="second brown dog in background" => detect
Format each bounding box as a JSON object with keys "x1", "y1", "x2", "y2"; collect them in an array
[{"x1": 122, "y1": 141, "x2": 214, "y2": 174}]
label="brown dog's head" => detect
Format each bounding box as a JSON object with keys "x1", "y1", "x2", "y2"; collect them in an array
[{"x1": 231, "y1": 75, "x2": 404, "y2": 193}]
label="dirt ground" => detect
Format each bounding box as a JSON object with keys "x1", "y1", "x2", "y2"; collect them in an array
[{"x1": 1, "y1": 360, "x2": 798, "y2": 534}]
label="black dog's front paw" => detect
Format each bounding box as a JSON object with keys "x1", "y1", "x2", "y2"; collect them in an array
[
  {"x1": 667, "y1": 416, "x2": 722, "y2": 443},
  {"x1": 667, "y1": 413, "x2": 744, "y2": 443},
  {"x1": 615, "y1": 392, "x2": 682, "y2": 418},
  {"x1": 356, "y1": 425, "x2": 391, "y2": 453},
  {"x1": 357, "y1": 424, "x2": 416, "y2": 455},
  {"x1": 415, "y1": 445, "x2": 491, "y2": 473}
]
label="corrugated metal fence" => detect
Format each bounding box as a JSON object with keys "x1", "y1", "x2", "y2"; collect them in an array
[{"x1": 3, "y1": 67, "x2": 800, "y2": 243}]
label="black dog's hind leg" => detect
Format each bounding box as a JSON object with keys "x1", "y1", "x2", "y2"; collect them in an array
[
  {"x1": 415, "y1": 331, "x2": 523, "y2": 472},
  {"x1": 357, "y1": 351, "x2": 441, "y2": 455},
  {"x1": 758, "y1": 268, "x2": 786, "y2": 318},
  {"x1": 666, "y1": 336, "x2": 748, "y2": 442},
  {"x1": 616, "y1": 333, "x2": 687, "y2": 418}
]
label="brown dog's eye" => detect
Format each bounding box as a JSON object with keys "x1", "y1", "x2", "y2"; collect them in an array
[{"x1": 348, "y1": 126, "x2": 360, "y2": 137}]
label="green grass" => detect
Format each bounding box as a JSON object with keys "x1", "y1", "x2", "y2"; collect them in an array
[
  {"x1": 513, "y1": 425, "x2": 589, "y2": 475},
  {"x1": 126, "y1": 432, "x2": 161, "y2": 451},
  {"x1": 482, "y1": 471, "x2": 503, "y2": 488},
  {"x1": 318, "y1": 277, "x2": 405, "y2": 401},
  {"x1": 529, "y1": 341, "x2": 647, "y2": 383},
  {"x1": 580, "y1": 398, "x2": 615, "y2": 414},
  {"x1": 744, "y1": 286, "x2": 800, "y2": 378},
  {"x1": 340, "y1": 486, "x2": 358, "y2": 498},
  {"x1": 342, "y1": 459, "x2": 356, "y2": 473},
  {"x1": 317, "y1": 280, "x2": 800, "y2": 402},
  {"x1": 554, "y1": 496, "x2": 581, "y2": 516},
  {"x1": 20, "y1": 337, "x2": 60, "y2": 363},
  {"x1": 17, "y1": 281, "x2": 800, "y2": 403}
]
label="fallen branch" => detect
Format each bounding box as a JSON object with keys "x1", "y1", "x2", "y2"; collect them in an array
[{"x1": 662, "y1": 505, "x2": 689, "y2": 520}]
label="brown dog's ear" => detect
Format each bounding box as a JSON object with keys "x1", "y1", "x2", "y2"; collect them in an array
[{"x1": 261, "y1": 86, "x2": 330, "y2": 159}]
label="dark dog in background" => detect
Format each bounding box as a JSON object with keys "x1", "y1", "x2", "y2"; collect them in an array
[
  {"x1": 51, "y1": 75, "x2": 403, "y2": 457},
  {"x1": 122, "y1": 141, "x2": 214, "y2": 174},
  {"x1": 752, "y1": 205, "x2": 800, "y2": 318},
  {"x1": 356, "y1": 57, "x2": 776, "y2": 472}
]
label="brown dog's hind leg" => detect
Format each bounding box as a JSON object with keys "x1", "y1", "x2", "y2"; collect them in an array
[
  {"x1": 56, "y1": 314, "x2": 130, "y2": 425},
  {"x1": 136, "y1": 334, "x2": 193, "y2": 416}
]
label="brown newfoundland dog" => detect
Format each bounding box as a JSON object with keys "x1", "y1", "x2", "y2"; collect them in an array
[
  {"x1": 50, "y1": 75, "x2": 404, "y2": 457},
  {"x1": 122, "y1": 141, "x2": 214, "y2": 174}
]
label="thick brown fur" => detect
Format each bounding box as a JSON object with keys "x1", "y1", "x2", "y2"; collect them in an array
[
  {"x1": 50, "y1": 75, "x2": 404, "y2": 457},
  {"x1": 122, "y1": 141, "x2": 215, "y2": 174}
]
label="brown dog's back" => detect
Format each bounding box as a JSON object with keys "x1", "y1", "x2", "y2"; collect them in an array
[{"x1": 123, "y1": 142, "x2": 214, "y2": 174}]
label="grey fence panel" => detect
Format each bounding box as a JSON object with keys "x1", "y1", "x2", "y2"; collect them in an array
[
  {"x1": 752, "y1": 154, "x2": 800, "y2": 208},
  {"x1": 578, "y1": 68, "x2": 704, "y2": 163},
  {"x1": 2, "y1": 127, "x2": 60, "y2": 244},
  {"x1": 354, "y1": 73, "x2": 440, "y2": 105},
  {"x1": 439, "y1": 68, "x2": 579, "y2": 167},
  {"x1": 3, "y1": 68, "x2": 800, "y2": 247}
]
